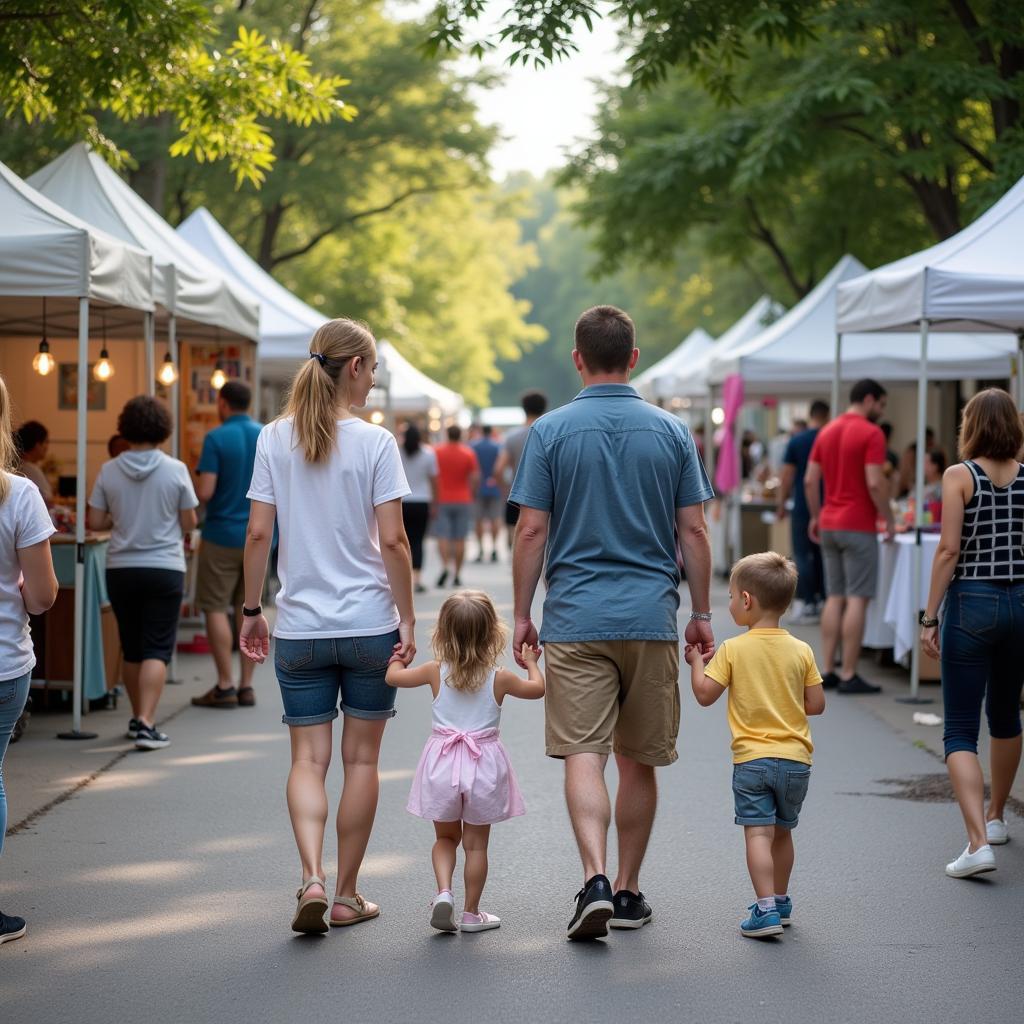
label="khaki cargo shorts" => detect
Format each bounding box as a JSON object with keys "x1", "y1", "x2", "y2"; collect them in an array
[
  {"x1": 195, "y1": 538, "x2": 245, "y2": 613},
  {"x1": 543, "y1": 639, "x2": 681, "y2": 767}
]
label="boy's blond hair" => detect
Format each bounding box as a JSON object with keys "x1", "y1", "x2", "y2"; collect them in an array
[{"x1": 730, "y1": 551, "x2": 798, "y2": 614}]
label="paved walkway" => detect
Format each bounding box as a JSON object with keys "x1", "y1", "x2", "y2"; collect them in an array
[{"x1": 3, "y1": 557, "x2": 1022, "y2": 1023}]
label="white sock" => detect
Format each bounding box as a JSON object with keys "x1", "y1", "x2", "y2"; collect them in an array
[
  {"x1": 756, "y1": 897, "x2": 776, "y2": 912},
  {"x1": 775, "y1": 893, "x2": 789, "y2": 903}
]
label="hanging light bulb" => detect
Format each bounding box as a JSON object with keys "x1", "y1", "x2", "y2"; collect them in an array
[
  {"x1": 93, "y1": 315, "x2": 114, "y2": 381},
  {"x1": 33, "y1": 298, "x2": 55, "y2": 375},
  {"x1": 158, "y1": 352, "x2": 179, "y2": 386},
  {"x1": 210, "y1": 362, "x2": 227, "y2": 391}
]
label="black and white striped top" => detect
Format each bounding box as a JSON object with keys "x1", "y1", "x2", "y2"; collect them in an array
[{"x1": 956, "y1": 460, "x2": 1024, "y2": 580}]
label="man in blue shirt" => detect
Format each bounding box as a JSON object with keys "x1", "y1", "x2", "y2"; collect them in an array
[
  {"x1": 775, "y1": 400, "x2": 829, "y2": 623},
  {"x1": 191, "y1": 381, "x2": 262, "y2": 709},
  {"x1": 510, "y1": 305, "x2": 715, "y2": 940},
  {"x1": 471, "y1": 424, "x2": 502, "y2": 563}
]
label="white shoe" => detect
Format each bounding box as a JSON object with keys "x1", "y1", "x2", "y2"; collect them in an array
[
  {"x1": 460, "y1": 910, "x2": 500, "y2": 932},
  {"x1": 430, "y1": 890, "x2": 457, "y2": 932},
  {"x1": 945, "y1": 843, "x2": 996, "y2": 878},
  {"x1": 986, "y1": 819, "x2": 1009, "y2": 845},
  {"x1": 787, "y1": 600, "x2": 820, "y2": 626}
]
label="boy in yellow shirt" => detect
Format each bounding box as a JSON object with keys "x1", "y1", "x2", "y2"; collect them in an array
[{"x1": 686, "y1": 552, "x2": 825, "y2": 939}]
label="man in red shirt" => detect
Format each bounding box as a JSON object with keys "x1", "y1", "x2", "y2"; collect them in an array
[
  {"x1": 434, "y1": 425, "x2": 480, "y2": 587},
  {"x1": 804, "y1": 379, "x2": 895, "y2": 694}
]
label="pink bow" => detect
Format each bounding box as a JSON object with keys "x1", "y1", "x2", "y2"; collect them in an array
[{"x1": 434, "y1": 728, "x2": 484, "y2": 791}]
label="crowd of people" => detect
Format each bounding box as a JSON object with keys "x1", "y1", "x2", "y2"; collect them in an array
[{"x1": 0, "y1": 305, "x2": 1021, "y2": 950}]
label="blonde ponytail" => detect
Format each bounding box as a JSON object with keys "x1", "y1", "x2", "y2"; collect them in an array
[
  {"x1": 0, "y1": 374, "x2": 15, "y2": 506},
  {"x1": 282, "y1": 318, "x2": 376, "y2": 463}
]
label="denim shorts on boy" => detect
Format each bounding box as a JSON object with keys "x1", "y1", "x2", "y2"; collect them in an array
[
  {"x1": 274, "y1": 632, "x2": 400, "y2": 726},
  {"x1": 434, "y1": 503, "x2": 473, "y2": 541},
  {"x1": 732, "y1": 757, "x2": 811, "y2": 829}
]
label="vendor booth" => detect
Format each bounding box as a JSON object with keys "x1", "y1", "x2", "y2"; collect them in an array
[
  {"x1": 0, "y1": 158, "x2": 155, "y2": 736},
  {"x1": 176, "y1": 206, "x2": 465, "y2": 427}
]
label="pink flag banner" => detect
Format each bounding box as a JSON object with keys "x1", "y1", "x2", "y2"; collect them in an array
[{"x1": 714, "y1": 373, "x2": 745, "y2": 493}]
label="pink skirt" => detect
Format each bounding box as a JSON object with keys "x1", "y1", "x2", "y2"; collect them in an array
[{"x1": 407, "y1": 726, "x2": 526, "y2": 826}]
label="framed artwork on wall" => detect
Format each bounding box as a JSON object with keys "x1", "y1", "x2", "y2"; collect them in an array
[{"x1": 57, "y1": 363, "x2": 107, "y2": 411}]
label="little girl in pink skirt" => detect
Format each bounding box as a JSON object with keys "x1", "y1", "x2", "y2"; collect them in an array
[{"x1": 386, "y1": 590, "x2": 544, "y2": 933}]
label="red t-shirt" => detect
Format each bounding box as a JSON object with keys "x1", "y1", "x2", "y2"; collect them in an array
[
  {"x1": 435, "y1": 443, "x2": 478, "y2": 504},
  {"x1": 809, "y1": 412, "x2": 886, "y2": 533}
]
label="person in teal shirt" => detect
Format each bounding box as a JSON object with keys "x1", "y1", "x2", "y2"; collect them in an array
[{"x1": 192, "y1": 381, "x2": 263, "y2": 709}]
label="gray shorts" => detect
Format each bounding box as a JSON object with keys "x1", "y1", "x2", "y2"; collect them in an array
[
  {"x1": 476, "y1": 494, "x2": 503, "y2": 521},
  {"x1": 435, "y1": 503, "x2": 472, "y2": 540},
  {"x1": 821, "y1": 529, "x2": 879, "y2": 598}
]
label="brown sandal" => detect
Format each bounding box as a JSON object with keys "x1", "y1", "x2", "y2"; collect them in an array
[
  {"x1": 292, "y1": 877, "x2": 328, "y2": 934},
  {"x1": 329, "y1": 893, "x2": 380, "y2": 927}
]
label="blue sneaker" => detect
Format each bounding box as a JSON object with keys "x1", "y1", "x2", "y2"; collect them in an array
[
  {"x1": 775, "y1": 896, "x2": 792, "y2": 927},
  {"x1": 740, "y1": 903, "x2": 783, "y2": 938}
]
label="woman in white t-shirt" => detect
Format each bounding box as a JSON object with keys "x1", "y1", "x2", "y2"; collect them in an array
[
  {"x1": 240, "y1": 318, "x2": 415, "y2": 934},
  {"x1": 399, "y1": 423, "x2": 438, "y2": 593},
  {"x1": 0, "y1": 374, "x2": 58, "y2": 946}
]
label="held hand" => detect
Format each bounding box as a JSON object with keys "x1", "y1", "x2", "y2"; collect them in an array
[
  {"x1": 520, "y1": 642, "x2": 540, "y2": 666},
  {"x1": 774, "y1": 503, "x2": 788, "y2": 522},
  {"x1": 808, "y1": 516, "x2": 821, "y2": 544},
  {"x1": 920, "y1": 625, "x2": 940, "y2": 659},
  {"x1": 683, "y1": 643, "x2": 703, "y2": 667},
  {"x1": 239, "y1": 614, "x2": 271, "y2": 664},
  {"x1": 684, "y1": 617, "x2": 715, "y2": 664},
  {"x1": 393, "y1": 620, "x2": 416, "y2": 666},
  {"x1": 513, "y1": 618, "x2": 538, "y2": 669},
  {"x1": 883, "y1": 518, "x2": 896, "y2": 543}
]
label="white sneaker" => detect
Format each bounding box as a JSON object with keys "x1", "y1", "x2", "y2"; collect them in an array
[
  {"x1": 986, "y1": 819, "x2": 1009, "y2": 845},
  {"x1": 945, "y1": 843, "x2": 996, "y2": 878},
  {"x1": 787, "y1": 600, "x2": 820, "y2": 626},
  {"x1": 429, "y1": 890, "x2": 457, "y2": 932}
]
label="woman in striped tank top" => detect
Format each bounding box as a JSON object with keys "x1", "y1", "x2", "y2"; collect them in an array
[{"x1": 921, "y1": 389, "x2": 1024, "y2": 879}]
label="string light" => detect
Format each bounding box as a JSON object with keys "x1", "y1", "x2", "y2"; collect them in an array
[
  {"x1": 210, "y1": 363, "x2": 227, "y2": 390},
  {"x1": 370, "y1": 410, "x2": 385, "y2": 425},
  {"x1": 33, "y1": 297, "x2": 55, "y2": 376},
  {"x1": 93, "y1": 315, "x2": 114, "y2": 381},
  {"x1": 158, "y1": 352, "x2": 179, "y2": 386}
]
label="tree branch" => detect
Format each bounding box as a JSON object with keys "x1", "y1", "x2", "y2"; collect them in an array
[
  {"x1": 948, "y1": 131, "x2": 995, "y2": 172},
  {"x1": 294, "y1": 0, "x2": 320, "y2": 53},
  {"x1": 946, "y1": 0, "x2": 996, "y2": 67},
  {"x1": 744, "y1": 198, "x2": 809, "y2": 300}
]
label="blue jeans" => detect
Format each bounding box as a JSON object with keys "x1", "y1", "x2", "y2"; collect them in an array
[
  {"x1": 732, "y1": 757, "x2": 811, "y2": 830},
  {"x1": 791, "y1": 512, "x2": 824, "y2": 605},
  {"x1": 940, "y1": 579, "x2": 1024, "y2": 758},
  {"x1": 274, "y1": 632, "x2": 400, "y2": 726},
  {"x1": 0, "y1": 673, "x2": 31, "y2": 854}
]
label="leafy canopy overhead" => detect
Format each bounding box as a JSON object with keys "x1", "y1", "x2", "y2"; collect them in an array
[{"x1": 0, "y1": 1, "x2": 351, "y2": 186}]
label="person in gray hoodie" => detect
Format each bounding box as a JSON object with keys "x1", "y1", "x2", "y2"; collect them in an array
[{"x1": 88, "y1": 396, "x2": 198, "y2": 750}]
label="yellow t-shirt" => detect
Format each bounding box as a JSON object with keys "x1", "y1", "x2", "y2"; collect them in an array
[{"x1": 704, "y1": 628, "x2": 823, "y2": 765}]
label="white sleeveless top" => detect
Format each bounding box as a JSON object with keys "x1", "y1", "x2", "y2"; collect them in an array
[{"x1": 432, "y1": 664, "x2": 501, "y2": 732}]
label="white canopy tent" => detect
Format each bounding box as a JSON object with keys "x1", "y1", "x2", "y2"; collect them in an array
[
  {"x1": 836, "y1": 177, "x2": 1024, "y2": 701},
  {"x1": 0, "y1": 158, "x2": 154, "y2": 738},
  {"x1": 176, "y1": 205, "x2": 464, "y2": 419},
  {"x1": 634, "y1": 327, "x2": 715, "y2": 401},
  {"x1": 28, "y1": 145, "x2": 261, "y2": 455}
]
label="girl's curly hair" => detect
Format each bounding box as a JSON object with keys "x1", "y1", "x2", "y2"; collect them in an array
[{"x1": 432, "y1": 590, "x2": 508, "y2": 692}]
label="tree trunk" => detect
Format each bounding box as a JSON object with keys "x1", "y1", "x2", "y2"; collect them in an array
[
  {"x1": 904, "y1": 176, "x2": 961, "y2": 239},
  {"x1": 258, "y1": 203, "x2": 286, "y2": 270},
  {"x1": 128, "y1": 114, "x2": 171, "y2": 214}
]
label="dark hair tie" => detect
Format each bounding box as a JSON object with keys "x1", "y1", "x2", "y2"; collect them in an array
[{"x1": 309, "y1": 352, "x2": 326, "y2": 367}]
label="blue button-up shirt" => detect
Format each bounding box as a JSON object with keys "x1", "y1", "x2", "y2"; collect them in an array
[{"x1": 509, "y1": 384, "x2": 714, "y2": 642}]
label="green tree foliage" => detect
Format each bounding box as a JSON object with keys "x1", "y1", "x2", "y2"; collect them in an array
[{"x1": 0, "y1": 0, "x2": 350, "y2": 186}]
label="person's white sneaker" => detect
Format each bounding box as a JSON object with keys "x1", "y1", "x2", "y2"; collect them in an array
[
  {"x1": 986, "y1": 819, "x2": 1009, "y2": 845},
  {"x1": 429, "y1": 890, "x2": 457, "y2": 932},
  {"x1": 945, "y1": 843, "x2": 996, "y2": 878},
  {"x1": 787, "y1": 600, "x2": 820, "y2": 626}
]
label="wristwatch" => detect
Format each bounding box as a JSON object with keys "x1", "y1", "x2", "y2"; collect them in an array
[
  {"x1": 242, "y1": 605, "x2": 263, "y2": 617},
  {"x1": 918, "y1": 612, "x2": 939, "y2": 627},
  {"x1": 690, "y1": 611, "x2": 712, "y2": 621}
]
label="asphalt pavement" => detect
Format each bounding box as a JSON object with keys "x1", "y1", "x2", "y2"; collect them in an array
[{"x1": 2, "y1": 555, "x2": 1022, "y2": 1024}]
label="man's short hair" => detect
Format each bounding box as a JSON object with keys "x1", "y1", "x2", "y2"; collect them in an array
[
  {"x1": 218, "y1": 380, "x2": 251, "y2": 412},
  {"x1": 574, "y1": 305, "x2": 636, "y2": 373},
  {"x1": 521, "y1": 390, "x2": 547, "y2": 418},
  {"x1": 809, "y1": 400, "x2": 830, "y2": 420},
  {"x1": 481, "y1": 424, "x2": 493, "y2": 437},
  {"x1": 850, "y1": 379, "x2": 886, "y2": 404},
  {"x1": 14, "y1": 420, "x2": 48, "y2": 455},
  {"x1": 447, "y1": 425, "x2": 462, "y2": 442},
  {"x1": 730, "y1": 552, "x2": 798, "y2": 614}
]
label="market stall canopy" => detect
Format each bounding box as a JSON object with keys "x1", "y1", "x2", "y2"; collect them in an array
[
  {"x1": 27, "y1": 144, "x2": 259, "y2": 342},
  {"x1": 710, "y1": 256, "x2": 1017, "y2": 394},
  {"x1": 370, "y1": 340, "x2": 464, "y2": 417},
  {"x1": 837, "y1": 175, "x2": 1024, "y2": 333},
  {"x1": 0, "y1": 158, "x2": 153, "y2": 336},
  {"x1": 634, "y1": 327, "x2": 715, "y2": 401},
  {"x1": 177, "y1": 206, "x2": 323, "y2": 369}
]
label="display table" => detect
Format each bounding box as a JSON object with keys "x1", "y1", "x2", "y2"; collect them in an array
[
  {"x1": 31, "y1": 534, "x2": 119, "y2": 701},
  {"x1": 863, "y1": 538, "x2": 902, "y2": 649},
  {"x1": 883, "y1": 532, "x2": 940, "y2": 664}
]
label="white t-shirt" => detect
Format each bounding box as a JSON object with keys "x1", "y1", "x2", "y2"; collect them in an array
[
  {"x1": 0, "y1": 474, "x2": 55, "y2": 681},
  {"x1": 400, "y1": 446, "x2": 438, "y2": 503},
  {"x1": 247, "y1": 417, "x2": 410, "y2": 638}
]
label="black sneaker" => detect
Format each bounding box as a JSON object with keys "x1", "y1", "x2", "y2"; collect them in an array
[
  {"x1": 567, "y1": 874, "x2": 614, "y2": 940},
  {"x1": 490, "y1": 550, "x2": 499, "y2": 563},
  {"x1": 609, "y1": 889, "x2": 652, "y2": 929},
  {"x1": 135, "y1": 724, "x2": 170, "y2": 750},
  {"x1": 452, "y1": 575, "x2": 462, "y2": 587},
  {"x1": 436, "y1": 570, "x2": 449, "y2": 588},
  {"x1": 474, "y1": 553, "x2": 485, "y2": 564},
  {"x1": 838, "y1": 674, "x2": 882, "y2": 694},
  {"x1": 0, "y1": 912, "x2": 27, "y2": 945},
  {"x1": 821, "y1": 671, "x2": 840, "y2": 690},
  {"x1": 126, "y1": 717, "x2": 141, "y2": 739}
]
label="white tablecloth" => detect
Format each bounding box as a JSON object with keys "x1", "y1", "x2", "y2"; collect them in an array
[
  {"x1": 863, "y1": 538, "x2": 901, "y2": 649},
  {"x1": 882, "y1": 533, "x2": 941, "y2": 663}
]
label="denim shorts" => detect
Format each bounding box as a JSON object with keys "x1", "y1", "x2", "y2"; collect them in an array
[
  {"x1": 274, "y1": 631, "x2": 400, "y2": 726},
  {"x1": 732, "y1": 757, "x2": 811, "y2": 830}
]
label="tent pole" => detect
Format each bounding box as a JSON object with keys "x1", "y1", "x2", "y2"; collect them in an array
[
  {"x1": 251, "y1": 342, "x2": 263, "y2": 422},
  {"x1": 59, "y1": 297, "x2": 98, "y2": 740},
  {"x1": 898, "y1": 319, "x2": 934, "y2": 706},
  {"x1": 144, "y1": 311, "x2": 155, "y2": 397},
  {"x1": 831, "y1": 333, "x2": 842, "y2": 415},
  {"x1": 1017, "y1": 330, "x2": 1024, "y2": 412},
  {"x1": 705, "y1": 385, "x2": 716, "y2": 483},
  {"x1": 169, "y1": 315, "x2": 180, "y2": 459}
]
